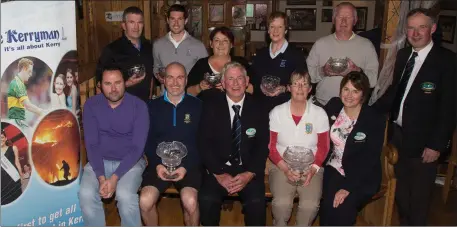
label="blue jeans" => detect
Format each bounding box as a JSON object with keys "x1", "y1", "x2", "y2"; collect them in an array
[{"x1": 78, "y1": 159, "x2": 146, "y2": 226}]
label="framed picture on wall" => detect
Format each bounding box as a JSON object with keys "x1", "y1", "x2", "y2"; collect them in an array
[
  {"x1": 286, "y1": 8, "x2": 316, "y2": 31},
  {"x1": 321, "y1": 9, "x2": 332, "y2": 22},
  {"x1": 209, "y1": 3, "x2": 225, "y2": 23},
  {"x1": 232, "y1": 5, "x2": 246, "y2": 26},
  {"x1": 287, "y1": 0, "x2": 316, "y2": 5},
  {"x1": 355, "y1": 7, "x2": 368, "y2": 31},
  {"x1": 248, "y1": 3, "x2": 268, "y2": 31},
  {"x1": 189, "y1": 5, "x2": 202, "y2": 39},
  {"x1": 438, "y1": 15, "x2": 456, "y2": 43}
]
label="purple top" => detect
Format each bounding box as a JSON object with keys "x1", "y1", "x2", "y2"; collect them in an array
[{"x1": 82, "y1": 93, "x2": 149, "y2": 178}]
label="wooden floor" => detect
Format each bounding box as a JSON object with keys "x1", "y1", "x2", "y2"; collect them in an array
[{"x1": 103, "y1": 185, "x2": 456, "y2": 226}]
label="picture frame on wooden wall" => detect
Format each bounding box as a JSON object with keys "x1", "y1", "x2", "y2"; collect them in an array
[
  {"x1": 189, "y1": 5, "x2": 203, "y2": 39},
  {"x1": 246, "y1": 3, "x2": 254, "y2": 18},
  {"x1": 249, "y1": 4, "x2": 268, "y2": 31},
  {"x1": 321, "y1": 9, "x2": 332, "y2": 22},
  {"x1": 232, "y1": 5, "x2": 246, "y2": 26},
  {"x1": 209, "y1": 3, "x2": 225, "y2": 24},
  {"x1": 438, "y1": 15, "x2": 456, "y2": 44},
  {"x1": 354, "y1": 7, "x2": 368, "y2": 31},
  {"x1": 286, "y1": 8, "x2": 316, "y2": 31},
  {"x1": 287, "y1": 0, "x2": 316, "y2": 5}
]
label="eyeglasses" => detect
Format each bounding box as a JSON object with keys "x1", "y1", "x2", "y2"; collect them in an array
[{"x1": 290, "y1": 83, "x2": 310, "y2": 88}]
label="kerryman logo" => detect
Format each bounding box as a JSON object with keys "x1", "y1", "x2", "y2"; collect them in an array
[{"x1": 1, "y1": 29, "x2": 60, "y2": 44}]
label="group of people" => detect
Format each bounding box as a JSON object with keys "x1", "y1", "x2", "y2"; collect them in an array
[{"x1": 78, "y1": 2, "x2": 455, "y2": 227}]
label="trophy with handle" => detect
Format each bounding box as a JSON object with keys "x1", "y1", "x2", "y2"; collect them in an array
[
  {"x1": 282, "y1": 146, "x2": 315, "y2": 186},
  {"x1": 156, "y1": 141, "x2": 188, "y2": 179},
  {"x1": 127, "y1": 64, "x2": 146, "y2": 79},
  {"x1": 261, "y1": 75, "x2": 280, "y2": 93}
]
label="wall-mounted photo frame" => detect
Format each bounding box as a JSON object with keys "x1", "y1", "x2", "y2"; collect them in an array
[
  {"x1": 232, "y1": 4, "x2": 246, "y2": 26},
  {"x1": 209, "y1": 3, "x2": 225, "y2": 24},
  {"x1": 355, "y1": 7, "x2": 368, "y2": 31},
  {"x1": 249, "y1": 3, "x2": 268, "y2": 31},
  {"x1": 286, "y1": 8, "x2": 316, "y2": 31},
  {"x1": 321, "y1": 9, "x2": 332, "y2": 22},
  {"x1": 189, "y1": 5, "x2": 203, "y2": 39},
  {"x1": 286, "y1": 0, "x2": 316, "y2": 5},
  {"x1": 438, "y1": 15, "x2": 456, "y2": 43}
]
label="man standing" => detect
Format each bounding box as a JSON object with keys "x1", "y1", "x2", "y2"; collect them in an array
[
  {"x1": 374, "y1": 8, "x2": 455, "y2": 225},
  {"x1": 79, "y1": 64, "x2": 149, "y2": 226},
  {"x1": 139, "y1": 62, "x2": 202, "y2": 226},
  {"x1": 97, "y1": 6, "x2": 154, "y2": 101},
  {"x1": 7, "y1": 57, "x2": 43, "y2": 128},
  {"x1": 153, "y1": 4, "x2": 207, "y2": 86},
  {"x1": 306, "y1": 2, "x2": 378, "y2": 106},
  {"x1": 198, "y1": 62, "x2": 269, "y2": 226}
]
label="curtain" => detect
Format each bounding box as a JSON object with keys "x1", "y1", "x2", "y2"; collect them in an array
[{"x1": 369, "y1": 0, "x2": 438, "y2": 105}]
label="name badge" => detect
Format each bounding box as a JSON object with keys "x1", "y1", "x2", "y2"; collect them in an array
[
  {"x1": 1, "y1": 154, "x2": 20, "y2": 182},
  {"x1": 421, "y1": 82, "x2": 435, "y2": 94}
]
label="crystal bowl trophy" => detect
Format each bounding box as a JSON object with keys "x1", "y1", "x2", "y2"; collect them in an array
[
  {"x1": 157, "y1": 67, "x2": 166, "y2": 80},
  {"x1": 327, "y1": 57, "x2": 349, "y2": 75},
  {"x1": 204, "y1": 72, "x2": 222, "y2": 86},
  {"x1": 261, "y1": 75, "x2": 280, "y2": 93},
  {"x1": 282, "y1": 146, "x2": 315, "y2": 185},
  {"x1": 128, "y1": 64, "x2": 145, "y2": 78},
  {"x1": 156, "y1": 141, "x2": 188, "y2": 179}
]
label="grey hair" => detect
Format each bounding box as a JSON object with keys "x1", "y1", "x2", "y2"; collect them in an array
[
  {"x1": 332, "y1": 2, "x2": 358, "y2": 21},
  {"x1": 166, "y1": 61, "x2": 187, "y2": 76},
  {"x1": 220, "y1": 61, "x2": 247, "y2": 80}
]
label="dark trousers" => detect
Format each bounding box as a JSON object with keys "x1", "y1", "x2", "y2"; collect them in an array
[
  {"x1": 320, "y1": 167, "x2": 371, "y2": 226},
  {"x1": 198, "y1": 167, "x2": 266, "y2": 226},
  {"x1": 391, "y1": 124, "x2": 437, "y2": 226}
]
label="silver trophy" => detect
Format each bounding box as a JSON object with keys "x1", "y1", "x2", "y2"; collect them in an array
[
  {"x1": 157, "y1": 67, "x2": 167, "y2": 80},
  {"x1": 204, "y1": 72, "x2": 222, "y2": 86},
  {"x1": 282, "y1": 146, "x2": 315, "y2": 185},
  {"x1": 128, "y1": 64, "x2": 145, "y2": 78},
  {"x1": 261, "y1": 75, "x2": 280, "y2": 93},
  {"x1": 156, "y1": 141, "x2": 188, "y2": 179},
  {"x1": 327, "y1": 57, "x2": 349, "y2": 75}
]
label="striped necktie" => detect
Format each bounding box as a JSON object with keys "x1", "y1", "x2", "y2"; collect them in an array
[
  {"x1": 391, "y1": 51, "x2": 418, "y2": 122},
  {"x1": 231, "y1": 105, "x2": 242, "y2": 165}
]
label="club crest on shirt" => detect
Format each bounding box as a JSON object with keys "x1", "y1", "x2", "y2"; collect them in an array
[
  {"x1": 184, "y1": 114, "x2": 191, "y2": 124},
  {"x1": 421, "y1": 82, "x2": 435, "y2": 93},
  {"x1": 280, "y1": 59, "x2": 287, "y2": 68},
  {"x1": 187, "y1": 49, "x2": 192, "y2": 56},
  {"x1": 305, "y1": 123, "x2": 313, "y2": 134}
]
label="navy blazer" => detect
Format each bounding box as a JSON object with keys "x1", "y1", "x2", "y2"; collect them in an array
[{"x1": 324, "y1": 97, "x2": 386, "y2": 195}]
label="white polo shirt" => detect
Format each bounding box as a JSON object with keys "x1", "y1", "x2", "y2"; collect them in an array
[{"x1": 269, "y1": 100, "x2": 329, "y2": 157}]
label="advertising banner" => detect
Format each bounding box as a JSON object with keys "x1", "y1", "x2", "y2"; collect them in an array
[{"x1": 1, "y1": 1, "x2": 84, "y2": 226}]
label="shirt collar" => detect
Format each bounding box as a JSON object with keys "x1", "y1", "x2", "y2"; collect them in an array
[
  {"x1": 102, "y1": 93, "x2": 127, "y2": 110},
  {"x1": 412, "y1": 40, "x2": 433, "y2": 62},
  {"x1": 164, "y1": 90, "x2": 185, "y2": 106},
  {"x1": 285, "y1": 100, "x2": 310, "y2": 120},
  {"x1": 168, "y1": 31, "x2": 188, "y2": 44},
  {"x1": 333, "y1": 32, "x2": 356, "y2": 41},
  {"x1": 269, "y1": 40, "x2": 288, "y2": 59},
  {"x1": 226, "y1": 94, "x2": 246, "y2": 115},
  {"x1": 124, "y1": 34, "x2": 142, "y2": 50}
]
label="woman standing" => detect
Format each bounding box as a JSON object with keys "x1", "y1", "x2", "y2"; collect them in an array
[
  {"x1": 1, "y1": 129, "x2": 23, "y2": 205},
  {"x1": 251, "y1": 12, "x2": 306, "y2": 112},
  {"x1": 320, "y1": 71, "x2": 386, "y2": 226},
  {"x1": 268, "y1": 71, "x2": 329, "y2": 226},
  {"x1": 187, "y1": 26, "x2": 253, "y2": 101}
]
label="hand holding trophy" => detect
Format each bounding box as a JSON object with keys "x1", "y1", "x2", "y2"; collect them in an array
[
  {"x1": 156, "y1": 141, "x2": 188, "y2": 179},
  {"x1": 282, "y1": 146, "x2": 315, "y2": 186}
]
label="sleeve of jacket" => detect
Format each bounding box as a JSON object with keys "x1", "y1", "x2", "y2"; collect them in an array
[
  {"x1": 371, "y1": 49, "x2": 407, "y2": 114},
  {"x1": 197, "y1": 101, "x2": 225, "y2": 174},
  {"x1": 245, "y1": 106, "x2": 270, "y2": 175},
  {"x1": 426, "y1": 52, "x2": 456, "y2": 152},
  {"x1": 341, "y1": 110, "x2": 386, "y2": 193}
]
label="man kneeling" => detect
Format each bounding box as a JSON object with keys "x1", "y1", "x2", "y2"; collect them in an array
[{"x1": 140, "y1": 62, "x2": 203, "y2": 226}]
